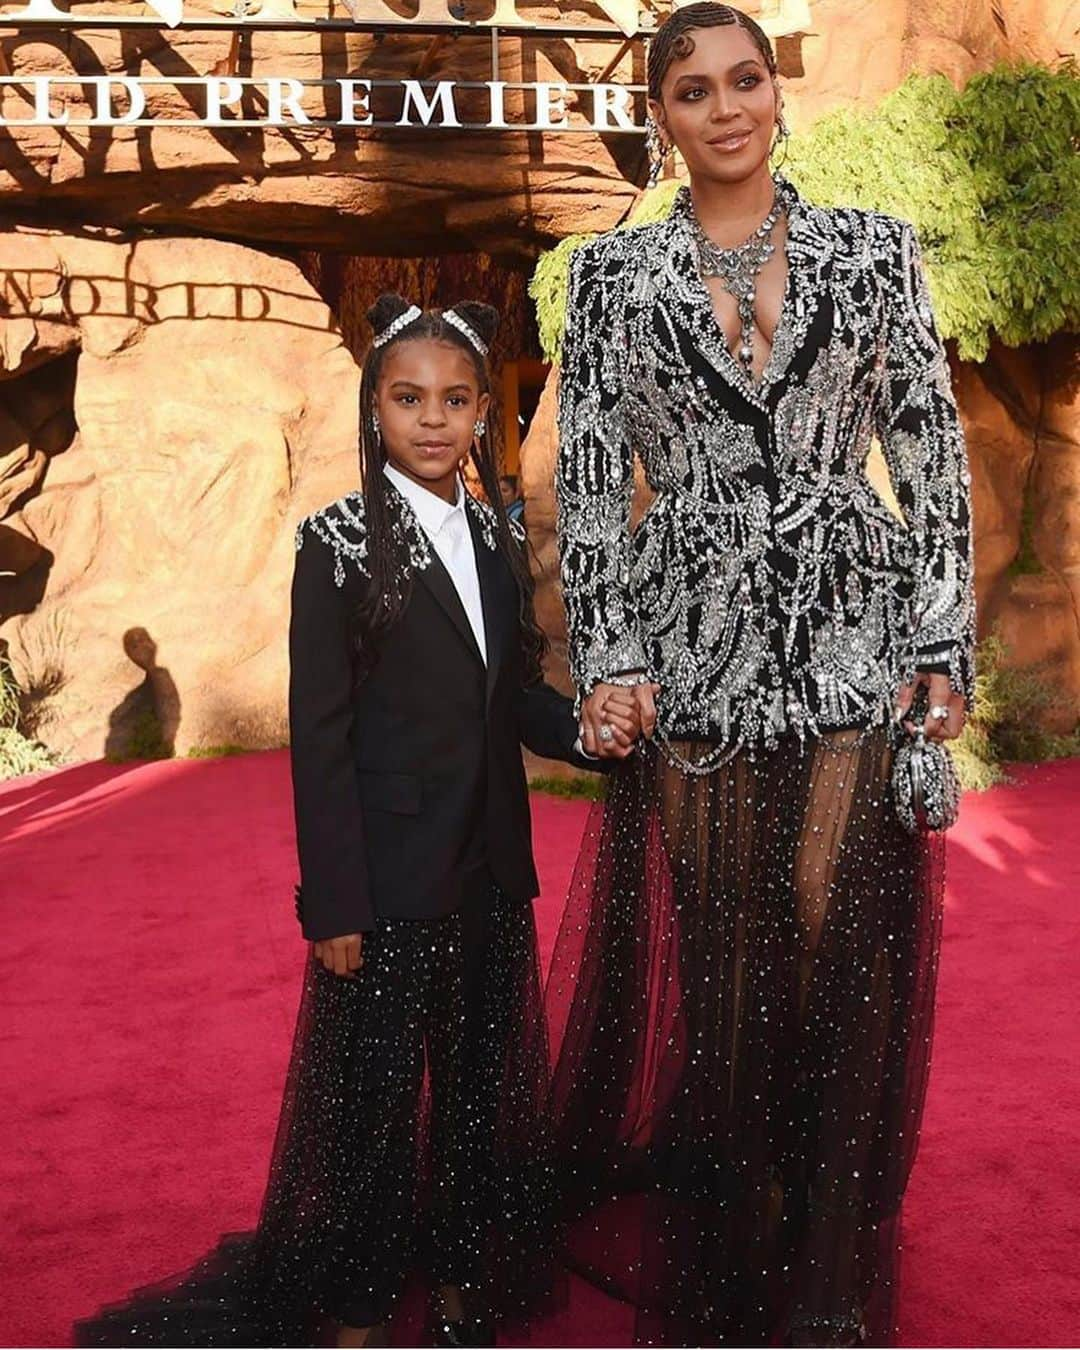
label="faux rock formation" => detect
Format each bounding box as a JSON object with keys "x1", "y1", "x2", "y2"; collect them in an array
[
  {"x1": 0, "y1": 224, "x2": 360, "y2": 760},
  {"x1": 2, "y1": 0, "x2": 1076, "y2": 255}
]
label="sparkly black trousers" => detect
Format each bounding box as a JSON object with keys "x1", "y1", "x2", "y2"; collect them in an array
[
  {"x1": 75, "y1": 872, "x2": 555, "y2": 1346},
  {"x1": 545, "y1": 730, "x2": 945, "y2": 1347}
]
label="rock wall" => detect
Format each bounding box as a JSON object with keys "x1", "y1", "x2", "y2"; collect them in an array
[
  {"x1": 2, "y1": 1, "x2": 1076, "y2": 256},
  {"x1": 2, "y1": 219, "x2": 1078, "y2": 757},
  {"x1": 0, "y1": 225, "x2": 359, "y2": 760}
]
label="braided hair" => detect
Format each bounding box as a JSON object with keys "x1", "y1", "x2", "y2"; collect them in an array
[
  {"x1": 647, "y1": 2, "x2": 777, "y2": 102},
  {"x1": 355, "y1": 292, "x2": 548, "y2": 683}
]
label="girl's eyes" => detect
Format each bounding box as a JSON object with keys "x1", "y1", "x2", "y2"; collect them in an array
[{"x1": 394, "y1": 394, "x2": 470, "y2": 407}]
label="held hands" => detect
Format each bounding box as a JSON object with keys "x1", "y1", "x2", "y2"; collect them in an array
[
  {"x1": 579, "y1": 680, "x2": 662, "y2": 759},
  {"x1": 313, "y1": 933, "x2": 363, "y2": 977},
  {"x1": 895, "y1": 671, "x2": 967, "y2": 743}
]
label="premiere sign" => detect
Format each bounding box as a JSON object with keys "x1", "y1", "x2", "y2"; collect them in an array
[
  {"x1": 0, "y1": 0, "x2": 811, "y2": 130},
  {"x1": 0, "y1": 74, "x2": 642, "y2": 130}
]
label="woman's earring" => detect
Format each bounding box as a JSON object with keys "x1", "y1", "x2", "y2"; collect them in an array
[
  {"x1": 773, "y1": 113, "x2": 791, "y2": 170},
  {"x1": 645, "y1": 115, "x2": 674, "y2": 189},
  {"x1": 474, "y1": 419, "x2": 486, "y2": 440}
]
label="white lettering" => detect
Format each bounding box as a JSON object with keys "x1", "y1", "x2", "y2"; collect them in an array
[
  {"x1": 204, "y1": 76, "x2": 243, "y2": 124},
  {"x1": 534, "y1": 82, "x2": 567, "y2": 130},
  {"x1": 0, "y1": 74, "x2": 646, "y2": 133},
  {"x1": 90, "y1": 76, "x2": 146, "y2": 124},
  {"x1": 266, "y1": 76, "x2": 311, "y2": 124},
  {"x1": 398, "y1": 79, "x2": 460, "y2": 128},
  {"x1": 142, "y1": 0, "x2": 183, "y2": 28},
  {"x1": 5, "y1": 0, "x2": 66, "y2": 18},
  {"x1": 486, "y1": 80, "x2": 508, "y2": 129},
  {"x1": 591, "y1": 82, "x2": 633, "y2": 130},
  {"x1": 338, "y1": 78, "x2": 373, "y2": 126},
  {"x1": 33, "y1": 75, "x2": 68, "y2": 124}
]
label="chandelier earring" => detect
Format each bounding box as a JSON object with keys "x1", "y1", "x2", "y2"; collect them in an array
[
  {"x1": 371, "y1": 410, "x2": 381, "y2": 443},
  {"x1": 474, "y1": 419, "x2": 486, "y2": 441},
  {"x1": 772, "y1": 111, "x2": 791, "y2": 170},
  {"x1": 645, "y1": 114, "x2": 674, "y2": 189}
]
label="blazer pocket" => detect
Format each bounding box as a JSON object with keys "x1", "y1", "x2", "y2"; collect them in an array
[{"x1": 358, "y1": 770, "x2": 423, "y2": 816}]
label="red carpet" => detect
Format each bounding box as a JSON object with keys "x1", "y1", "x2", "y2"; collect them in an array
[{"x1": 2, "y1": 752, "x2": 1079, "y2": 1348}]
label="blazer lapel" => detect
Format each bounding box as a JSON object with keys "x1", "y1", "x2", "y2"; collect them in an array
[
  {"x1": 469, "y1": 509, "x2": 510, "y2": 706},
  {"x1": 414, "y1": 549, "x2": 486, "y2": 668},
  {"x1": 759, "y1": 185, "x2": 834, "y2": 395}
]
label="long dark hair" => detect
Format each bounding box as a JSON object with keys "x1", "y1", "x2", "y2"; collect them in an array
[
  {"x1": 354, "y1": 292, "x2": 548, "y2": 684},
  {"x1": 647, "y1": 2, "x2": 777, "y2": 102}
]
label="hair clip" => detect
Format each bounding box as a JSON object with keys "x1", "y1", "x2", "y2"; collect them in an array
[
  {"x1": 442, "y1": 308, "x2": 488, "y2": 357},
  {"x1": 373, "y1": 304, "x2": 422, "y2": 349}
]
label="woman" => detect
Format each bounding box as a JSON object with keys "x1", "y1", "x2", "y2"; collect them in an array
[{"x1": 548, "y1": 4, "x2": 975, "y2": 1346}]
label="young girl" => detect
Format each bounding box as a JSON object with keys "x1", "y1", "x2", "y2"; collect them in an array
[{"x1": 76, "y1": 294, "x2": 640, "y2": 1349}]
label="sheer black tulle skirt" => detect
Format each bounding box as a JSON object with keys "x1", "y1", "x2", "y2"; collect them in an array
[
  {"x1": 545, "y1": 730, "x2": 945, "y2": 1347},
  {"x1": 76, "y1": 877, "x2": 555, "y2": 1346}
]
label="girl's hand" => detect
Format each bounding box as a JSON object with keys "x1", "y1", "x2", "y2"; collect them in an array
[
  {"x1": 313, "y1": 933, "x2": 364, "y2": 977},
  {"x1": 895, "y1": 672, "x2": 966, "y2": 742}
]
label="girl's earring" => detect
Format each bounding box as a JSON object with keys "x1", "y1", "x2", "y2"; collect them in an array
[
  {"x1": 645, "y1": 115, "x2": 674, "y2": 189},
  {"x1": 371, "y1": 411, "x2": 381, "y2": 443},
  {"x1": 474, "y1": 419, "x2": 486, "y2": 440}
]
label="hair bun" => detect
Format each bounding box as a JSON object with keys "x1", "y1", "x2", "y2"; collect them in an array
[
  {"x1": 366, "y1": 292, "x2": 418, "y2": 337},
  {"x1": 450, "y1": 301, "x2": 499, "y2": 350}
]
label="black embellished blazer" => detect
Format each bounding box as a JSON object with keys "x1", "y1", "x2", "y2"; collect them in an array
[
  {"x1": 289, "y1": 485, "x2": 596, "y2": 942},
  {"x1": 556, "y1": 178, "x2": 975, "y2": 750}
]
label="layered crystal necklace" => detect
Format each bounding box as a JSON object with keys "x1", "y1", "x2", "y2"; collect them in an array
[{"x1": 690, "y1": 185, "x2": 786, "y2": 378}]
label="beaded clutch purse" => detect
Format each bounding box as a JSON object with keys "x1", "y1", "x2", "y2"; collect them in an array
[{"x1": 892, "y1": 689, "x2": 961, "y2": 834}]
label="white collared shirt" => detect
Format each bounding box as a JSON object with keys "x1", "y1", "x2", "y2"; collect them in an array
[{"x1": 384, "y1": 463, "x2": 487, "y2": 666}]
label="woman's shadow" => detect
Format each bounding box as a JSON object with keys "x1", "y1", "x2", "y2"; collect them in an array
[{"x1": 105, "y1": 628, "x2": 181, "y2": 761}]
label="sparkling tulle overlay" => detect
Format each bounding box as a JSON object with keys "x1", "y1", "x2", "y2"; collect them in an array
[
  {"x1": 76, "y1": 881, "x2": 556, "y2": 1346},
  {"x1": 545, "y1": 730, "x2": 945, "y2": 1348}
]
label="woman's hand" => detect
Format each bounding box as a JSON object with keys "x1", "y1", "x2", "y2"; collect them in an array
[
  {"x1": 580, "y1": 680, "x2": 662, "y2": 758},
  {"x1": 895, "y1": 672, "x2": 967, "y2": 742},
  {"x1": 313, "y1": 933, "x2": 363, "y2": 977}
]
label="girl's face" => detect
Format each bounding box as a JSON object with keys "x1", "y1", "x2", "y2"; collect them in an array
[
  {"x1": 376, "y1": 337, "x2": 490, "y2": 502},
  {"x1": 649, "y1": 24, "x2": 779, "y2": 188}
]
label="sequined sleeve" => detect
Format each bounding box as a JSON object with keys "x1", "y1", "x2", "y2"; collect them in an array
[
  {"x1": 555, "y1": 244, "x2": 646, "y2": 701},
  {"x1": 873, "y1": 220, "x2": 976, "y2": 704}
]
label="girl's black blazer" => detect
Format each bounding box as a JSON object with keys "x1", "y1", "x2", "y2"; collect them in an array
[{"x1": 288, "y1": 489, "x2": 600, "y2": 942}]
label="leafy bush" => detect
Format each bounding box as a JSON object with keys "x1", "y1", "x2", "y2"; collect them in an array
[
  {"x1": 953, "y1": 633, "x2": 1080, "y2": 789},
  {"x1": 529, "y1": 773, "x2": 608, "y2": 801},
  {"x1": 0, "y1": 650, "x2": 56, "y2": 781},
  {"x1": 531, "y1": 63, "x2": 1080, "y2": 362}
]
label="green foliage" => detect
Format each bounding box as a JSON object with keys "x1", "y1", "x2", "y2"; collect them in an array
[
  {"x1": 531, "y1": 63, "x2": 1080, "y2": 363},
  {"x1": 529, "y1": 773, "x2": 608, "y2": 801},
  {"x1": 106, "y1": 706, "x2": 172, "y2": 763},
  {"x1": 953, "y1": 632, "x2": 1080, "y2": 790},
  {"x1": 0, "y1": 650, "x2": 56, "y2": 781},
  {"x1": 186, "y1": 744, "x2": 250, "y2": 759},
  {"x1": 529, "y1": 234, "x2": 593, "y2": 366}
]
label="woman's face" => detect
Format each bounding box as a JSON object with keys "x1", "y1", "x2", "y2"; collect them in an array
[
  {"x1": 375, "y1": 337, "x2": 489, "y2": 502},
  {"x1": 649, "y1": 23, "x2": 779, "y2": 187}
]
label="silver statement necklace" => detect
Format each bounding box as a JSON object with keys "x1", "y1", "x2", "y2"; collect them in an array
[{"x1": 690, "y1": 189, "x2": 786, "y2": 377}]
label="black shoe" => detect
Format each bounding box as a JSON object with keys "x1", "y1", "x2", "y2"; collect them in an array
[{"x1": 426, "y1": 1312, "x2": 494, "y2": 1348}]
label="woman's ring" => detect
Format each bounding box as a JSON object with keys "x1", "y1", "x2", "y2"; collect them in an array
[
  {"x1": 930, "y1": 704, "x2": 950, "y2": 722},
  {"x1": 598, "y1": 724, "x2": 615, "y2": 743}
]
